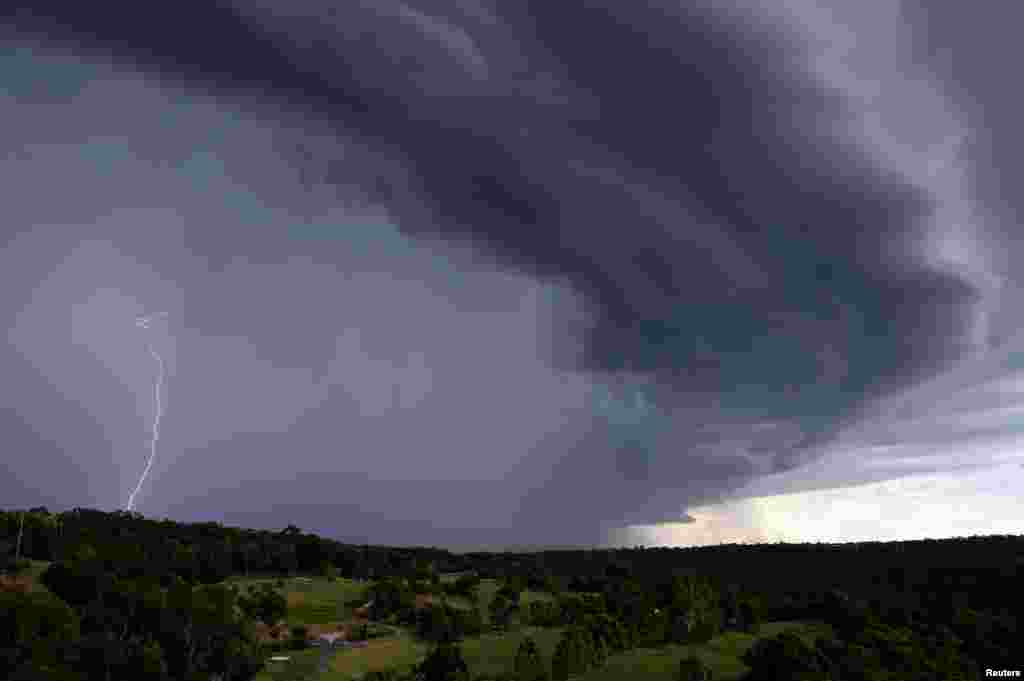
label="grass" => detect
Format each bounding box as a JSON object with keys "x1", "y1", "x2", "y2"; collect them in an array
[
  {"x1": 319, "y1": 626, "x2": 566, "y2": 680},
  {"x1": 459, "y1": 626, "x2": 566, "y2": 678},
  {"x1": 2, "y1": 559, "x2": 54, "y2": 596},
  {"x1": 239, "y1": 574, "x2": 830, "y2": 681},
  {"x1": 467, "y1": 578, "x2": 554, "y2": 624},
  {"x1": 22, "y1": 559, "x2": 51, "y2": 582},
  {"x1": 314, "y1": 620, "x2": 828, "y2": 681},
  {"x1": 574, "y1": 620, "x2": 832, "y2": 681},
  {"x1": 322, "y1": 630, "x2": 430, "y2": 679},
  {"x1": 252, "y1": 647, "x2": 323, "y2": 681},
  {"x1": 227, "y1": 575, "x2": 370, "y2": 625}
]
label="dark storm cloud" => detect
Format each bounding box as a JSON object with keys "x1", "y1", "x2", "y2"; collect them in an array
[{"x1": 3, "y1": 0, "x2": 1019, "y2": 546}]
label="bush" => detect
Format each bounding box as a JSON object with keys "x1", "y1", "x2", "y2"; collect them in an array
[
  {"x1": 514, "y1": 635, "x2": 548, "y2": 681},
  {"x1": 742, "y1": 632, "x2": 825, "y2": 680},
  {"x1": 550, "y1": 636, "x2": 570, "y2": 681},
  {"x1": 419, "y1": 641, "x2": 470, "y2": 681},
  {"x1": 290, "y1": 624, "x2": 308, "y2": 650},
  {"x1": 237, "y1": 583, "x2": 287, "y2": 627},
  {"x1": 448, "y1": 574, "x2": 481, "y2": 598},
  {"x1": 678, "y1": 654, "x2": 712, "y2": 680},
  {"x1": 259, "y1": 640, "x2": 292, "y2": 655},
  {"x1": 365, "y1": 622, "x2": 392, "y2": 639}
]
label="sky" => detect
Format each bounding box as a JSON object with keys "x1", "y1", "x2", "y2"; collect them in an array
[{"x1": 2, "y1": 0, "x2": 1023, "y2": 550}]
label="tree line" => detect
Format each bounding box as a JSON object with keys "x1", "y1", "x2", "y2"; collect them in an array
[{"x1": 3, "y1": 506, "x2": 1021, "y2": 680}]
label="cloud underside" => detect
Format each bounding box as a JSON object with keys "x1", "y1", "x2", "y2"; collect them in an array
[{"x1": 3, "y1": 0, "x2": 1024, "y2": 546}]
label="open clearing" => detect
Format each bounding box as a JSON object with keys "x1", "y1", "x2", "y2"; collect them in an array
[
  {"x1": 227, "y1": 575, "x2": 370, "y2": 625},
  {"x1": 245, "y1": 574, "x2": 831, "y2": 681},
  {"x1": 573, "y1": 620, "x2": 833, "y2": 681}
]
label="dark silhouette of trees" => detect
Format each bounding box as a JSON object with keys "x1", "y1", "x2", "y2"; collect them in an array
[
  {"x1": 513, "y1": 635, "x2": 548, "y2": 681},
  {"x1": 419, "y1": 641, "x2": 470, "y2": 681},
  {"x1": 236, "y1": 582, "x2": 286, "y2": 627},
  {"x1": 677, "y1": 654, "x2": 712, "y2": 681},
  {"x1": 2, "y1": 507, "x2": 1021, "y2": 680}
]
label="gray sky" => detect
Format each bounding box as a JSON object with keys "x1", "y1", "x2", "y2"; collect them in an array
[{"x1": 2, "y1": 0, "x2": 1023, "y2": 549}]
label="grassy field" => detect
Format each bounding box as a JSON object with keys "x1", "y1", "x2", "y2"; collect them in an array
[
  {"x1": 314, "y1": 626, "x2": 566, "y2": 680},
  {"x1": 468, "y1": 578, "x2": 555, "y2": 624},
  {"x1": 253, "y1": 647, "x2": 323, "y2": 681},
  {"x1": 23, "y1": 559, "x2": 51, "y2": 583},
  {"x1": 323, "y1": 629, "x2": 430, "y2": 679},
  {"x1": 312, "y1": 620, "x2": 829, "y2": 681},
  {"x1": 239, "y1": 574, "x2": 831, "y2": 681},
  {"x1": 458, "y1": 625, "x2": 565, "y2": 678},
  {"x1": 3, "y1": 559, "x2": 53, "y2": 595},
  {"x1": 574, "y1": 620, "x2": 833, "y2": 681},
  {"x1": 227, "y1": 575, "x2": 370, "y2": 625}
]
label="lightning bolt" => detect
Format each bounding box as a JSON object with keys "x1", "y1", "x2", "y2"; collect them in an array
[{"x1": 125, "y1": 312, "x2": 169, "y2": 512}]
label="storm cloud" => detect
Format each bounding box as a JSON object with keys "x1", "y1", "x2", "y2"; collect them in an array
[{"x1": 3, "y1": 0, "x2": 1023, "y2": 548}]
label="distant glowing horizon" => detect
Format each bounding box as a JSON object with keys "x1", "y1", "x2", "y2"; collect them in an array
[{"x1": 610, "y1": 460, "x2": 1024, "y2": 547}]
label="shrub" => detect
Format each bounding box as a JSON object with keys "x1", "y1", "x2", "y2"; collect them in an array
[
  {"x1": 514, "y1": 635, "x2": 548, "y2": 681},
  {"x1": 678, "y1": 654, "x2": 713, "y2": 681},
  {"x1": 419, "y1": 641, "x2": 470, "y2": 681},
  {"x1": 742, "y1": 632, "x2": 825, "y2": 680},
  {"x1": 290, "y1": 624, "x2": 308, "y2": 650}
]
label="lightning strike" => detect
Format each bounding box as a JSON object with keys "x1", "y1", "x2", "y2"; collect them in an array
[{"x1": 125, "y1": 312, "x2": 168, "y2": 512}]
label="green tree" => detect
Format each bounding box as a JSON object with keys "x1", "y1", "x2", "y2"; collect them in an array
[
  {"x1": 237, "y1": 582, "x2": 286, "y2": 627},
  {"x1": 567, "y1": 628, "x2": 589, "y2": 674},
  {"x1": 490, "y1": 593, "x2": 512, "y2": 629},
  {"x1": 677, "y1": 654, "x2": 712, "y2": 681},
  {"x1": 140, "y1": 638, "x2": 168, "y2": 680},
  {"x1": 739, "y1": 600, "x2": 761, "y2": 634},
  {"x1": 290, "y1": 624, "x2": 309, "y2": 649},
  {"x1": 420, "y1": 604, "x2": 455, "y2": 642},
  {"x1": 0, "y1": 587, "x2": 81, "y2": 679},
  {"x1": 419, "y1": 641, "x2": 470, "y2": 681},
  {"x1": 742, "y1": 632, "x2": 825, "y2": 680},
  {"x1": 513, "y1": 635, "x2": 548, "y2": 681},
  {"x1": 550, "y1": 635, "x2": 570, "y2": 681}
]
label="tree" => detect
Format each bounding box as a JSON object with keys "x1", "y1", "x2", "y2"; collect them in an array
[
  {"x1": 290, "y1": 625, "x2": 308, "y2": 650},
  {"x1": 450, "y1": 573, "x2": 481, "y2": 598},
  {"x1": 237, "y1": 583, "x2": 286, "y2": 627},
  {"x1": 742, "y1": 632, "x2": 825, "y2": 681},
  {"x1": 565, "y1": 628, "x2": 587, "y2": 674},
  {"x1": 419, "y1": 605, "x2": 455, "y2": 643},
  {"x1": 550, "y1": 635, "x2": 570, "y2": 681},
  {"x1": 14, "y1": 511, "x2": 24, "y2": 565},
  {"x1": 0, "y1": 587, "x2": 81, "y2": 679},
  {"x1": 419, "y1": 641, "x2": 470, "y2": 681},
  {"x1": 739, "y1": 600, "x2": 761, "y2": 634},
  {"x1": 513, "y1": 635, "x2": 548, "y2": 681},
  {"x1": 490, "y1": 593, "x2": 512, "y2": 629},
  {"x1": 140, "y1": 638, "x2": 169, "y2": 681},
  {"x1": 677, "y1": 654, "x2": 712, "y2": 681},
  {"x1": 591, "y1": 634, "x2": 608, "y2": 669}
]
